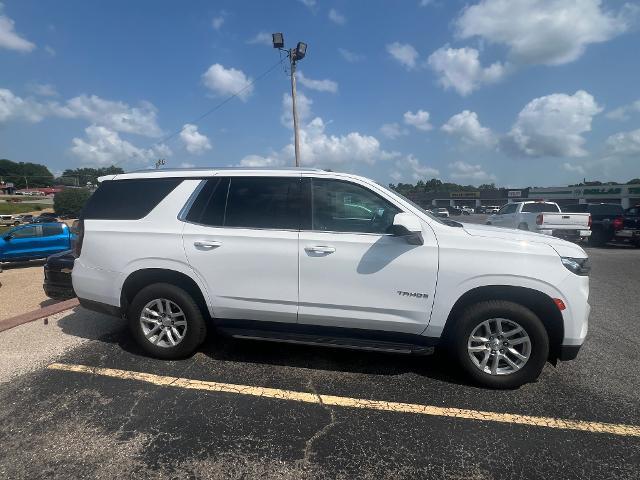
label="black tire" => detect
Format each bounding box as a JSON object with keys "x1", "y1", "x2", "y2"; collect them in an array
[
  {"x1": 588, "y1": 230, "x2": 606, "y2": 247},
  {"x1": 448, "y1": 300, "x2": 549, "y2": 389},
  {"x1": 517, "y1": 223, "x2": 528, "y2": 230},
  {"x1": 127, "y1": 283, "x2": 207, "y2": 360}
]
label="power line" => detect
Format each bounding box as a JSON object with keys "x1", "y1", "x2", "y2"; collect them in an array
[{"x1": 111, "y1": 57, "x2": 287, "y2": 168}]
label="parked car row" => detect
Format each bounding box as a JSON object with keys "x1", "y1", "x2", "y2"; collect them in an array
[
  {"x1": 485, "y1": 201, "x2": 640, "y2": 247},
  {"x1": 0, "y1": 212, "x2": 58, "y2": 226}
]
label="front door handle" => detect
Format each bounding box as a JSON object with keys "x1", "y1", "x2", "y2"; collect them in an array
[
  {"x1": 194, "y1": 240, "x2": 221, "y2": 249},
  {"x1": 305, "y1": 245, "x2": 336, "y2": 254}
]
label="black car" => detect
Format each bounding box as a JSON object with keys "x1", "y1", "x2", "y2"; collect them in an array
[
  {"x1": 32, "y1": 214, "x2": 59, "y2": 223},
  {"x1": 564, "y1": 203, "x2": 624, "y2": 246},
  {"x1": 43, "y1": 250, "x2": 75, "y2": 299}
]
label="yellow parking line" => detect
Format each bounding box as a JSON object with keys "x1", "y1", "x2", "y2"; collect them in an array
[{"x1": 47, "y1": 362, "x2": 640, "y2": 437}]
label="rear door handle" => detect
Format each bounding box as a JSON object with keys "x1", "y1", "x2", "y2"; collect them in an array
[
  {"x1": 194, "y1": 240, "x2": 221, "y2": 249},
  {"x1": 305, "y1": 245, "x2": 336, "y2": 254}
]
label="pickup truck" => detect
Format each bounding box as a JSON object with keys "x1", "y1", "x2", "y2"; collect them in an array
[
  {"x1": 0, "y1": 222, "x2": 75, "y2": 262},
  {"x1": 615, "y1": 206, "x2": 640, "y2": 247},
  {"x1": 487, "y1": 201, "x2": 591, "y2": 241}
]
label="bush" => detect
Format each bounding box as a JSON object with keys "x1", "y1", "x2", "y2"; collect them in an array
[{"x1": 54, "y1": 188, "x2": 92, "y2": 217}]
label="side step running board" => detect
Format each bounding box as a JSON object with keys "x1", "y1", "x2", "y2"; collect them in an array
[{"x1": 226, "y1": 330, "x2": 435, "y2": 355}]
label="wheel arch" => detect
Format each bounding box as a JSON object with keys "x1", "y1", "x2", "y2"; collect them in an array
[
  {"x1": 120, "y1": 268, "x2": 211, "y2": 320},
  {"x1": 441, "y1": 285, "x2": 564, "y2": 360}
]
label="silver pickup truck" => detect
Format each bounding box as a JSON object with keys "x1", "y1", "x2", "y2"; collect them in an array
[{"x1": 486, "y1": 201, "x2": 591, "y2": 241}]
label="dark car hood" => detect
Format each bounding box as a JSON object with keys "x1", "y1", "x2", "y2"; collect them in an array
[{"x1": 45, "y1": 250, "x2": 75, "y2": 268}]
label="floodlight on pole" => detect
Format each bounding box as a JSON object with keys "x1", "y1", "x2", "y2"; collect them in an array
[{"x1": 272, "y1": 33, "x2": 308, "y2": 167}]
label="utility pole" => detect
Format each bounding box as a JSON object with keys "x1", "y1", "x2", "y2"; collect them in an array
[
  {"x1": 289, "y1": 56, "x2": 301, "y2": 167},
  {"x1": 272, "y1": 33, "x2": 307, "y2": 167}
]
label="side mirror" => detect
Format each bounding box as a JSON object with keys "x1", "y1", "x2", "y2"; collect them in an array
[{"x1": 392, "y1": 213, "x2": 424, "y2": 245}]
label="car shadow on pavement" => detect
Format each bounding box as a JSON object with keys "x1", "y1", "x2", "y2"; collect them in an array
[
  {"x1": 56, "y1": 307, "x2": 469, "y2": 387},
  {"x1": 199, "y1": 335, "x2": 469, "y2": 387}
]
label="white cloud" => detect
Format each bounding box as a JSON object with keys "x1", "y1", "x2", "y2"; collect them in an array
[
  {"x1": 44, "y1": 45, "x2": 55, "y2": 56},
  {"x1": 281, "y1": 92, "x2": 313, "y2": 128},
  {"x1": 328, "y1": 8, "x2": 346, "y2": 25},
  {"x1": 180, "y1": 124, "x2": 212, "y2": 155},
  {"x1": 243, "y1": 97, "x2": 396, "y2": 169},
  {"x1": 338, "y1": 48, "x2": 364, "y2": 63},
  {"x1": 246, "y1": 32, "x2": 272, "y2": 46},
  {"x1": 503, "y1": 90, "x2": 602, "y2": 157},
  {"x1": 70, "y1": 125, "x2": 171, "y2": 166},
  {"x1": 442, "y1": 110, "x2": 496, "y2": 148},
  {"x1": 202, "y1": 64, "x2": 253, "y2": 101},
  {"x1": 449, "y1": 161, "x2": 496, "y2": 183},
  {"x1": 211, "y1": 16, "x2": 224, "y2": 31},
  {"x1": 298, "y1": 0, "x2": 316, "y2": 8},
  {"x1": 390, "y1": 155, "x2": 439, "y2": 183},
  {"x1": 0, "y1": 89, "x2": 164, "y2": 137},
  {"x1": 297, "y1": 72, "x2": 338, "y2": 93},
  {"x1": 0, "y1": 3, "x2": 35, "y2": 52},
  {"x1": 0, "y1": 88, "x2": 47, "y2": 122},
  {"x1": 403, "y1": 109, "x2": 432, "y2": 131},
  {"x1": 562, "y1": 162, "x2": 586, "y2": 175},
  {"x1": 54, "y1": 95, "x2": 163, "y2": 137},
  {"x1": 605, "y1": 100, "x2": 640, "y2": 121},
  {"x1": 419, "y1": 0, "x2": 435, "y2": 6},
  {"x1": 386, "y1": 42, "x2": 419, "y2": 70},
  {"x1": 456, "y1": 0, "x2": 632, "y2": 66},
  {"x1": 427, "y1": 46, "x2": 505, "y2": 96},
  {"x1": 380, "y1": 122, "x2": 408, "y2": 139},
  {"x1": 605, "y1": 128, "x2": 640, "y2": 156},
  {"x1": 28, "y1": 83, "x2": 58, "y2": 97},
  {"x1": 180, "y1": 162, "x2": 196, "y2": 168}
]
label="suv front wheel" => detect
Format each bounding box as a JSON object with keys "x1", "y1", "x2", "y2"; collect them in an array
[
  {"x1": 128, "y1": 283, "x2": 207, "y2": 359},
  {"x1": 450, "y1": 300, "x2": 549, "y2": 389}
]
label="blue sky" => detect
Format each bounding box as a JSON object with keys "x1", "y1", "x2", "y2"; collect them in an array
[{"x1": 1, "y1": 0, "x2": 639, "y2": 187}]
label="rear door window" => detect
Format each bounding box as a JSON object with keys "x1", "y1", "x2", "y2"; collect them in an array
[
  {"x1": 42, "y1": 224, "x2": 63, "y2": 236},
  {"x1": 185, "y1": 177, "x2": 303, "y2": 230},
  {"x1": 11, "y1": 225, "x2": 41, "y2": 238}
]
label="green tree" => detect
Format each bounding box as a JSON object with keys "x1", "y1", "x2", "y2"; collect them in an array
[
  {"x1": 53, "y1": 188, "x2": 92, "y2": 217},
  {"x1": 0, "y1": 159, "x2": 54, "y2": 188},
  {"x1": 627, "y1": 178, "x2": 640, "y2": 184},
  {"x1": 57, "y1": 166, "x2": 124, "y2": 186}
]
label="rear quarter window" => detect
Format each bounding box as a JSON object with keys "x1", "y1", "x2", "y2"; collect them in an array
[{"x1": 81, "y1": 178, "x2": 182, "y2": 220}]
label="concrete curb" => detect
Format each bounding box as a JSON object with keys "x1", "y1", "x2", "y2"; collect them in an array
[{"x1": 0, "y1": 298, "x2": 80, "y2": 333}]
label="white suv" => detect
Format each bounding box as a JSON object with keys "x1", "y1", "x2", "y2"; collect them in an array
[{"x1": 73, "y1": 168, "x2": 590, "y2": 388}]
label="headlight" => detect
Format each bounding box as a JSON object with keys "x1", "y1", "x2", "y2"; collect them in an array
[{"x1": 561, "y1": 256, "x2": 591, "y2": 276}]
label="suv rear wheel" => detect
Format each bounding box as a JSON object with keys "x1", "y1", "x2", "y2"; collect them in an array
[
  {"x1": 128, "y1": 283, "x2": 206, "y2": 359},
  {"x1": 449, "y1": 300, "x2": 549, "y2": 389}
]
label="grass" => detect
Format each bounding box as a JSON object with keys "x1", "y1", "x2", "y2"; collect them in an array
[{"x1": 0, "y1": 203, "x2": 44, "y2": 215}]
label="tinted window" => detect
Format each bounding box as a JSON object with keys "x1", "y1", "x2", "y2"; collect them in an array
[
  {"x1": 185, "y1": 178, "x2": 229, "y2": 226},
  {"x1": 42, "y1": 224, "x2": 63, "y2": 236},
  {"x1": 82, "y1": 178, "x2": 182, "y2": 220},
  {"x1": 224, "y1": 177, "x2": 302, "y2": 230},
  {"x1": 563, "y1": 204, "x2": 586, "y2": 212},
  {"x1": 626, "y1": 207, "x2": 639, "y2": 216},
  {"x1": 587, "y1": 204, "x2": 624, "y2": 215},
  {"x1": 522, "y1": 203, "x2": 560, "y2": 213},
  {"x1": 312, "y1": 179, "x2": 400, "y2": 234},
  {"x1": 12, "y1": 225, "x2": 39, "y2": 238}
]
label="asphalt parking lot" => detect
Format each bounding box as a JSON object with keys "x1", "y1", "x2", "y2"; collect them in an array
[{"x1": 0, "y1": 216, "x2": 638, "y2": 479}]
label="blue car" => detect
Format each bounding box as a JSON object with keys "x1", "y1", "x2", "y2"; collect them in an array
[{"x1": 0, "y1": 222, "x2": 76, "y2": 262}]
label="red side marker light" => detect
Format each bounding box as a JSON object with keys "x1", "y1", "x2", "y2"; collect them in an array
[{"x1": 553, "y1": 298, "x2": 566, "y2": 311}]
